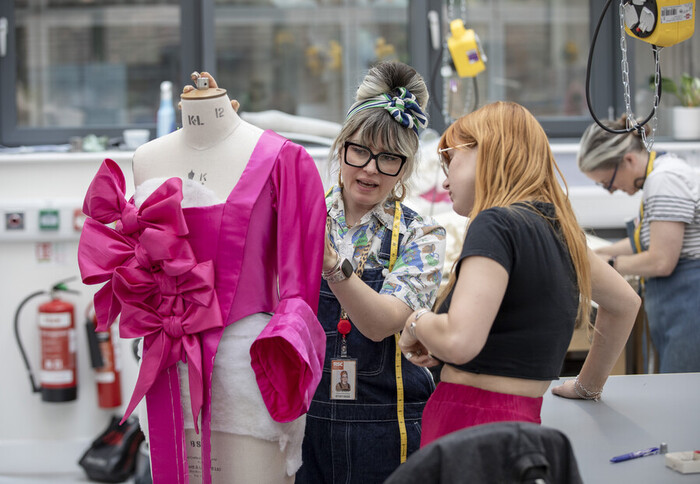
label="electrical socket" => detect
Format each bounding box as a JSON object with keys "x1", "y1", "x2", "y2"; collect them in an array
[{"x1": 5, "y1": 211, "x2": 25, "y2": 230}]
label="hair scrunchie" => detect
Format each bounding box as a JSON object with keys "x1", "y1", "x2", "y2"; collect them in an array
[{"x1": 345, "y1": 87, "x2": 428, "y2": 135}]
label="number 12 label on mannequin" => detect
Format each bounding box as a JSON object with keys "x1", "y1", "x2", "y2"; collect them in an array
[{"x1": 187, "y1": 107, "x2": 226, "y2": 126}]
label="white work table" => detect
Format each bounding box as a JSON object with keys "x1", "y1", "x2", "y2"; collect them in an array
[{"x1": 541, "y1": 373, "x2": 700, "y2": 483}]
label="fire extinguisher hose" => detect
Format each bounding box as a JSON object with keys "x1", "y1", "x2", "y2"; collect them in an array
[{"x1": 13, "y1": 290, "x2": 48, "y2": 394}]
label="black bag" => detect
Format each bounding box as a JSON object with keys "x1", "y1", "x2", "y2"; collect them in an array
[{"x1": 78, "y1": 415, "x2": 145, "y2": 483}]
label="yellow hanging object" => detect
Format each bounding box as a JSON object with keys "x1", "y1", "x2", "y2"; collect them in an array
[
  {"x1": 447, "y1": 19, "x2": 486, "y2": 78},
  {"x1": 623, "y1": 0, "x2": 695, "y2": 47}
]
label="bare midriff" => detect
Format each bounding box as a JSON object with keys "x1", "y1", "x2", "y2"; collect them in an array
[{"x1": 440, "y1": 364, "x2": 551, "y2": 398}]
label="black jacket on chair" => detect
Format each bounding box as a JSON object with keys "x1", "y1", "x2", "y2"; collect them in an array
[{"x1": 384, "y1": 422, "x2": 583, "y2": 484}]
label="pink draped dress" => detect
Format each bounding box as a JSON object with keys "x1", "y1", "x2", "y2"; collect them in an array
[{"x1": 78, "y1": 130, "x2": 326, "y2": 483}]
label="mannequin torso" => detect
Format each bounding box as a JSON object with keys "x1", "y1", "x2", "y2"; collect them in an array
[
  {"x1": 133, "y1": 87, "x2": 263, "y2": 200},
  {"x1": 132, "y1": 85, "x2": 300, "y2": 484}
]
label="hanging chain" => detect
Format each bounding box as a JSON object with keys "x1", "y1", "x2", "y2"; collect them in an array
[
  {"x1": 441, "y1": 58, "x2": 452, "y2": 126},
  {"x1": 619, "y1": 1, "x2": 634, "y2": 128},
  {"x1": 447, "y1": 0, "x2": 467, "y2": 22},
  {"x1": 442, "y1": 0, "x2": 473, "y2": 126},
  {"x1": 618, "y1": 0, "x2": 660, "y2": 152},
  {"x1": 645, "y1": 46, "x2": 661, "y2": 152},
  {"x1": 443, "y1": 0, "x2": 457, "y2": 126}
]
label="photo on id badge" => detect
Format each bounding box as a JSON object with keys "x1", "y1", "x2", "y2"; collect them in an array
[{"x1": 330, "y1": 359, "x2": 357, "y2": 400}]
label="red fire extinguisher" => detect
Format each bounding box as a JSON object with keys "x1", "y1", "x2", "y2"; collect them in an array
[
  {"x1": 85, "y1": 304, "x2": 122, "y2": 408},
  {"x1": 13, "y1": 277, "x2": 79, "y2": 402}
]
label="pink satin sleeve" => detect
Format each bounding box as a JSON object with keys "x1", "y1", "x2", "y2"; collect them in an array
[{"x1": 250, "y1": 141, "x2": 326, "y2": 422}]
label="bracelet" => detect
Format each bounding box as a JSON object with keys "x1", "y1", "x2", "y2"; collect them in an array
[
  {"x1": 574, "y1": 375, "x2": 602, "y2": 401},
  {"x1": 408, "y1": 309, "x2": 430, "y2": 338},
  {"x1": 321, "y1": 252, "x2": 341, "y2": 279}
]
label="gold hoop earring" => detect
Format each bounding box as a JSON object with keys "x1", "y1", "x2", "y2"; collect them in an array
[
  {"x1": 338, "y1": 170, "x2": 344, "y2": 189},
  {"x1": 390, "y1": 180, "x2": 406, "y2": 202}
]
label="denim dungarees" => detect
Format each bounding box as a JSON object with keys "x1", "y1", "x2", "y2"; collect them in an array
[
  {"x1": 629, "y1": 152, "x2": 700, "y2": 373},
  {"x1": 296, "y1": 207, "x2": 436, "y2": 484}
]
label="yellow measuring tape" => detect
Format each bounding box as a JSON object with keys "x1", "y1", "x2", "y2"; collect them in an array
[
  {"x1": 388, "y1": 201, "x2": 408, "y2": 463},
  {"x1": 326, "y1": 189, "x2": 407, "y2": 463},
  {"x1": 634, "y1": 151, "x2": 656, "y2": 285},
  {"x1": 633, "y1": 152, "x2": 657, "y2": 254},
  {"x1": 633, "y1": 151, "x2": 656, "y2": 287}
]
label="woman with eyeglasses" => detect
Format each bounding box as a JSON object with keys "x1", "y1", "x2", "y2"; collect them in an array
[
  {"x1": 396, "y1": 102, "x2": 640, "y2": 447},
  {"x1": 577, "y1": 116, "x2": 700, "y2": 373},
  {"x1": 295, "y1": 61, "x2": 446, "y2": 484}
]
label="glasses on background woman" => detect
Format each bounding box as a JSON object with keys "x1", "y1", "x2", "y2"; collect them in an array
[
  {"x1": 437, "y1": 142, "x2": 474, "y2": 176},
  {"x1": 595, "y1": 163, "x2": 620, "y2": 193}
]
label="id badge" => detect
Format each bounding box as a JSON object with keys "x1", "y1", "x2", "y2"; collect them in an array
[{"x1": 330, "y1": 358, "x2": 357, "y2": 401}]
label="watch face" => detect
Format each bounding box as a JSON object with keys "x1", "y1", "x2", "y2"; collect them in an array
[{"x1": 341, "y1": 258, "x2": 354, "y2": 278}]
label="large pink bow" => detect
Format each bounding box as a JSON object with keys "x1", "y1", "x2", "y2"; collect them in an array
[
  {"x1": 78, "y1": 158, "x2": 223, "y2": 429},
  {"x1": 82, "y1": 158, "x2": 188, "y2": 236},
  {"x1": 78, "y1": 218, "x2": 138, "y2": 330},
  {"x1": 114, "y1": 260, "x2": 223, "y2": 429},
  {"x1": 78, "y1": 159, "x2": 195, "y2": 330}
]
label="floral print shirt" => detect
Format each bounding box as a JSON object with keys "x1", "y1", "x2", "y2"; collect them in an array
[{"x1": 326, "y1": 185, "x2": 447, "y2": 310}]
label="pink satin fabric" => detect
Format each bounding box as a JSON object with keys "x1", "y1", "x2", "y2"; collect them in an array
[{"x1": 78, "y1": 130, "x2": 326, "y2": 483}]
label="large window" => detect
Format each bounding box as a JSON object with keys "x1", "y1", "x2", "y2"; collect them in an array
[
  {"x1": 212, "y1": 3, "x2": 410, "y2": 124},
  {"x1": 0, "y1": 0, "x2": 696, "y2": 146},
  {"x1": 4, "y1": 0, "x2": 182, "y2": 145},
  {"x1": 441, "y1": 1, "x2": 596, "y2": 137}
]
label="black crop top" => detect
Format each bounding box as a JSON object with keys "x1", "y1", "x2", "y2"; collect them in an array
[{"x1": 438, "y1": 202, "x2": 578, "y2": 380}]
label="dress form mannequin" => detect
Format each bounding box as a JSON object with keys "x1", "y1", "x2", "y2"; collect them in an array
[
  {"x1": 133, "y1": 82, "x2": 262, "y2": 200},
  {"x1": 132, "y1": 79, "x2": 295, "y2": 484}
]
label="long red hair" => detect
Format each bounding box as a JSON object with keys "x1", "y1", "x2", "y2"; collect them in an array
[{"x1": 435, "y1": 102, "x2": 591, "y2": 327}]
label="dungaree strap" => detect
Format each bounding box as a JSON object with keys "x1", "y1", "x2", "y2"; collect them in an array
[{"x1": 325, "y1": 190, "x2": 408, "y2": 462}]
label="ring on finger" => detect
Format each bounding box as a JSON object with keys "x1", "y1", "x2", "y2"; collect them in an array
[{"x1": 405, "y1": 352, "x2": 414, "y2": 360}]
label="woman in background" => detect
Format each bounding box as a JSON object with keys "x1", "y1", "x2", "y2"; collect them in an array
[
  {"x1": 398, "y1": 102, "x2": 640, "y2": 446},
  {"x1": 577, "y1": 118, "x2": 700, "y2": 373}
]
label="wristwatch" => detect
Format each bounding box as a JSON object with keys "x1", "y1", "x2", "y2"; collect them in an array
[
  {"x1": 322, "y1": 257, "x2": 354, "y2": 283},
  {"x1": 341, "y1": 258, "x2": 353, "y2": 278}
]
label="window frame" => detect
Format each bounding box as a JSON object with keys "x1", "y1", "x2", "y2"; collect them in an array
[
  {"x1": 0, "y1": 0, "x2": 212, "y2": 147},
  {"x1": 411, "y1": 0, "x2": 625, "y2": 137},
  {"x1": 1, "y1": 0, "x2": 626, "y2": 147}
]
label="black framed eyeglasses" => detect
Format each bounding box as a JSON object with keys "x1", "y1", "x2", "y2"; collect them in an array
[
  {"x1": 596, "y1": 163, "x2": 620, "y2": 193},
  {"x1": 343, "y1": 141, "x2": 407, "y2": 177},
  {"x1": 438, "y1": 142, "x2": 474, "y2": 176}
]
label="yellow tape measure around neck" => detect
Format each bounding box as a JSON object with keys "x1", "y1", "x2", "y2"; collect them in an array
[
  {"x1": 633, "y1": 151, "x2": 657, "y2": 254},
  {"x1": 388, "y1": 201, "x2": 408, "y2": 463},
  {"x1": 328, "y1": 188, "x2": 407, "y2": 463}
]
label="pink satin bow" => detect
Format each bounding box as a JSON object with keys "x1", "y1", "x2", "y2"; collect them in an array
[
  {"x1": 78, "y1": 158, "x2": 223, "y2": 428},
  {"x1": 115, "y1": 260, "x2": 223, "y2": 429},
  {"x1": 79, "y1": 159, "x2": 193, "y2": 330},
  {"x1": 82, "y1": 158, "x2": 188, "y2": 236}
]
